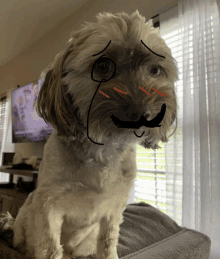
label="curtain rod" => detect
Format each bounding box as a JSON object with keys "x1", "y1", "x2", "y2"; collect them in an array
[
  {"x1": 151, "y1": 14, "x2": 159, "y2": 19},
  {"x1": 0, "y1": 95, "x2": 7, "y2": 101}
]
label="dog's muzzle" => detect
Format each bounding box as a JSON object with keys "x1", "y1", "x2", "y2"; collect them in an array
[{"x1": 110, "y1": 103, "x2": 166, "y2": 129}]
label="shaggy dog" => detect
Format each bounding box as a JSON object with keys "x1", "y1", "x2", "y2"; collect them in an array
[{"x1": 10, "y1": 10, "x2": 178, "y2": 259}]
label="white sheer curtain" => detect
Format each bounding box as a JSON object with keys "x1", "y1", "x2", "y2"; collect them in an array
[{"x1": 160, "y1": 0, "x2": 220, "y2": 258}]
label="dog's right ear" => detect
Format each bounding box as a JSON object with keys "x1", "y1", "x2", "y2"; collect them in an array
[
  {"x1": 36, "y1": 51, "x2": 74, "y2": 136},
  {"x1": 36, "y1": 23, "x2": 97, "y2": 136}
]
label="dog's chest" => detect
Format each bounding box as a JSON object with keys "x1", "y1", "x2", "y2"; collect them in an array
[
  {"x1": 62, "y1": 163, "x2": 133, "y2": 229},
  {"x1": 60, "y1": 153, "x2": 136, "y2": 234},
  {"x1": 42, "y1": 138, "x2": 136, "y2": 237}
]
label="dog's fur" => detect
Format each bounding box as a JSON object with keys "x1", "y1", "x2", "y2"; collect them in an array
[{"x1": 11, "y1": 10, "x2": 178, "y2": 259}]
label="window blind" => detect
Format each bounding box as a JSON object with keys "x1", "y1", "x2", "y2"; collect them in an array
[
  {"x1": 135, "y1": 10, "x2": 183, "y2": 224},
  {"x1": 0, "y1": 95, "x2": 9, "y2": 182},
  {"x1": 0, "y1": 96, "x2": 6, "y2": 155},
  {"x1": 135, "y1": 143, "x2": 167, "y2": 214}
]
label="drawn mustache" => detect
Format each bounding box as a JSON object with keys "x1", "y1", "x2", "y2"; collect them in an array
[{"x1": 110, "y1": 103, "x2": 166, "y2": 129}]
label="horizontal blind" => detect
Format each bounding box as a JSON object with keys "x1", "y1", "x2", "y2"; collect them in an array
[
  {"x1": 135, "y1": 143, "x2": 167, "y2": 214},
  {"x1": 135, "y1": 9, "x2": 183, "y2": 223},
  {"x1": 0, "y1": 95, "x2": 9, "y2": 183},
  {"x1": 160, "y1": 6, "x2": 183, "y2": 226},
  {"x1": 0, "y1": 96, "x2": 6, "y2": 154}
]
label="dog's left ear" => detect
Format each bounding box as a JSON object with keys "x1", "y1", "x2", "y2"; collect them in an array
[
  {"x1": 146, "y1": 19, "x2": 154, "y2": 28},
  {"x1": 146, "y1": 19, "x2": 160, "y2": 34},
  {"x1": 36, "y1": 44, "x2": 81, "y2": 136}
]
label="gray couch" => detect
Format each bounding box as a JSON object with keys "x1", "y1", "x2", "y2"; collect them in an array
[{"x1": 0, "y1": 202, "x2": 211, "y2": 259}]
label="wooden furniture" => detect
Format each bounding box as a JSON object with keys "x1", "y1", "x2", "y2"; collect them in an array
[
  {"x1": 0, "y1": 166, "x2": 39, "y2": 218},
  {"x1": 0, "y1": 187, "x2": 29, "y2": 218},
  {"x1": 0, "y1": 166, "x2": 38, "y2": 189}
]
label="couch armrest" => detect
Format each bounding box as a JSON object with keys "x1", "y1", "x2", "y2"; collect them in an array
[{"x1": 121, "y1": 227, "x2": 211, "y2": 259}]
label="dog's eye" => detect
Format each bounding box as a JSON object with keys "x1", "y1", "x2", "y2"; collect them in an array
[
  {"x1": 92, "y1": 56, "x2": 116, "y2": 83},
  {"x1": 150, "y1": 65, "x2": 162, "y2": 77},
  {"x1": 95, "y1": 58, "x2": 113, "y2": 75}
]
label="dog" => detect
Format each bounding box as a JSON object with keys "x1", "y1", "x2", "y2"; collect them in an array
[{"x1": 11, "y1": 10, "x2": 178, "y2": 259}]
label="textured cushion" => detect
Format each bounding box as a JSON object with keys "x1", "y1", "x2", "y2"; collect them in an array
[
  {"x1": 118, "y1": 202, "x2": 182, "y2": 257},
  {"x1": 0, "y1": 202, "x2": 211, "y2": 259},
  {"x1": 117, "y1": 202, "x2": 211, "y2": 259}
]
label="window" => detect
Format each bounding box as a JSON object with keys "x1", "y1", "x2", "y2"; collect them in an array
[
  {"x1": 135, "y1": 7, "x2": 219, "y2": 226},
  {"x1": 0, "y1": 95, "x2": 9, "y2": 182},
  {"x1": 0, "y1": 96, "x2": 7, "y2": 155},
  {"x1": 135, "y1": 143, "x2": 167, "y2": 214},
  {"x1": 135, "y1": 14, "x2": 183, "y2": 225}
]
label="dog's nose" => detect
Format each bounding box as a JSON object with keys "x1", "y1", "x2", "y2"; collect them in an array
[
  {"x1": 128, "y1": 112, "x2": 140, "y2": 121},
  {"x1": 122, "y1": 104, "x2": 141, "y2": 121}
]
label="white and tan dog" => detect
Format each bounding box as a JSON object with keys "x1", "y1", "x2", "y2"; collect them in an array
[{"x1": 11, "y1": 10, "x2": 178, "y2": 259}]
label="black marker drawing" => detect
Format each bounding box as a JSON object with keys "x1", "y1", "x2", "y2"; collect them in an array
[
  {"x1": 141, "y1": 40, "x2": 166, "y2": 59},
  {"x1": 87, "y1": 40, "x2": 166, "y2": 145}
]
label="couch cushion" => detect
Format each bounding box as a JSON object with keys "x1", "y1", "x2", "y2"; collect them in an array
[
  {"x1": 117, "y1": 202, "x2": 211, "y2": 259},
  {"x1": 0, "y1": 202, "x2": 211, "y2": 259},
  {"x1": 117, "y1": 202, "x2": 182, "y2": 258}
]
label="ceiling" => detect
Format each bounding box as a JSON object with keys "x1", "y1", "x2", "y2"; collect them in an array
[
  {"x1": 1, "y1": 0, "x2": 179, "y2": 68},
  {"x1": 0, "y1": 0, "x2": 89, "y2": 67}
]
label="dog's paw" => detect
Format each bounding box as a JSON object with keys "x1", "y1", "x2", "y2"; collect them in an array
[
  {"x1": 109, "y1": 253, "x2": 119, "y2": 259},
  {"x1": 97, "y1": 249, "x2": 118, "y2": 259},
  {"x1": 97, "y1": 255, "x2": 118, "y2": 259},
  {"x1": 0, "y1": 212, "x2": 15, "y2": 231}
]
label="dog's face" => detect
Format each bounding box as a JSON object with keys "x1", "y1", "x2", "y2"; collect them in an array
[{"x1": 37, "y1": 10, "x2": 178, "y2": 150}]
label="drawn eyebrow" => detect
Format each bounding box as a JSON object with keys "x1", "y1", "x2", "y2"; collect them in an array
[
  {"x1": 141, "y1": 40, "x2": 165, "y2": 59},
  {"x1": 93, "y1": 40, "x2": 112, "y2": 57}
]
